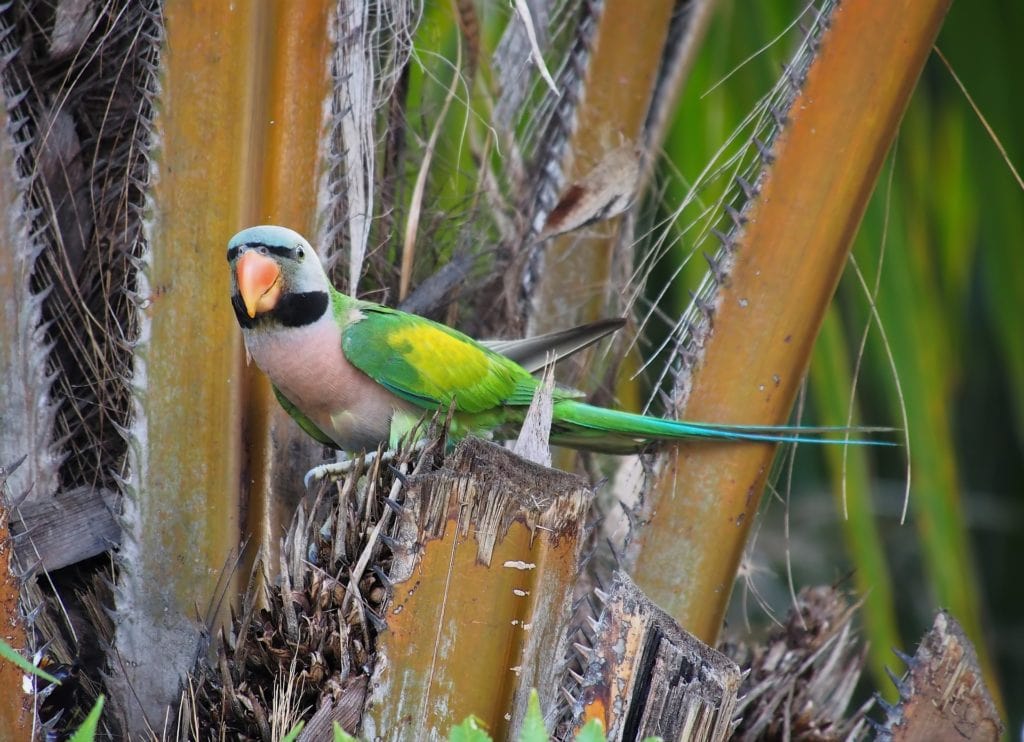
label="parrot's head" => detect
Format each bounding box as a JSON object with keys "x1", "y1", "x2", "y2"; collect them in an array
[{"x1": 227, "y1": 225, "x2": 330, "y2": 325}]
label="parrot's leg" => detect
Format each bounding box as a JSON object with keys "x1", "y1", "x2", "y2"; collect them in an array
[
  {"x1": 303, "y1": 453, "x2": 369, "y2": 488},
  {"x1": 304, "y1": 451, "x2": 381, "y2": 489},
  {"x1": 303, "y1": 439, "x2": 431, "y2": 489}
]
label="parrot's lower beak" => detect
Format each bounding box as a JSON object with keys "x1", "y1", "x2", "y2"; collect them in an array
[{"x1": 237, "y1": 251, "x2": 282, "y2": 318}]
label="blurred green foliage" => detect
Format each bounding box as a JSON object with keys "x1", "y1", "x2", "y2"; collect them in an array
[{"x1": 662, "y1": 0, "x2": 1022, "y2": 729}]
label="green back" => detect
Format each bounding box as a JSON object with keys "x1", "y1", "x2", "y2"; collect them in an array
[{"x1": 340, "y1": 298, "x2": 541, "y2": 414}]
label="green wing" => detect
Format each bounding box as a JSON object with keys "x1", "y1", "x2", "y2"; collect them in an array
[
  {"x1": 272, "y1": 384, "x2": 338, "y2": 448},
  {"x1": 341, "y1": 303, "x2": 537, "y2": 414}
]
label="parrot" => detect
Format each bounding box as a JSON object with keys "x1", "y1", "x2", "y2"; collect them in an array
[{"x1": 227, "y1": 225, "x2": 890, "y2": 484}]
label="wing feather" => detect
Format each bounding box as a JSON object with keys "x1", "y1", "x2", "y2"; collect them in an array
[
  {"x1": 272, "y1": 385, "x2": 338, "y2": 447},
  {"x1": 342, "y1": 304, "x2": 533, "y2": 414}
]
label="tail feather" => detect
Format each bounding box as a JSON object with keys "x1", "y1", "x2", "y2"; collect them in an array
[{"x1": 549, "y1": 400, "x2": 895, "y2": 454}]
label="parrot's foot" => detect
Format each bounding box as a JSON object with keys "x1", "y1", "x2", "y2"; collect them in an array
[
  {"x1": 304, "y1": 439, "x2": 434, "y2": 489},
  {"x1": 303, "y1": 449, "x2": 392, "y2": 489}
]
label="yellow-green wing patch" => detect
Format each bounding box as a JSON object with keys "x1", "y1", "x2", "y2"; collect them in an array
[{"x1": 342, "y1": 305, "x2": 533, "y2": 414}]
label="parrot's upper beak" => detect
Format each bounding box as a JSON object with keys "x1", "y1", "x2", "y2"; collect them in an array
[{"x1": 236, "y1": 251, "x2": 282, "y2": 318}]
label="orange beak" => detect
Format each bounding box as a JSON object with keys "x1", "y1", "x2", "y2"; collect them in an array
[{"x1": 236, "y1": 251, "x2": 282, "y2": 318}]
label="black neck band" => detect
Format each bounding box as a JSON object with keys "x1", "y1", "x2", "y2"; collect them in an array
[{"x1": 232, "y1": 291, "x2": 329, "y2": 329}]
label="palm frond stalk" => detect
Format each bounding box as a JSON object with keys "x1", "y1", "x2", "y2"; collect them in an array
[{"x1": 629, "y1": 0, "x2": 953, "y2": 645}]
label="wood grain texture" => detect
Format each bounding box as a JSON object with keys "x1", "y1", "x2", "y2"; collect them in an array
[
  {"x1": 110, "y1": 2, "x2": 333, "y2": 731},
  {"x1": 570, "y1": 572, "x2": 740, "y2": 742},
  {"x1": 9, "y1": 487, "x2": 118, "y2": 572}
]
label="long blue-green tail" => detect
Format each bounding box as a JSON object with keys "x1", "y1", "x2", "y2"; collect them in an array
[{"x1": 549, "y1": 400, "x2": 895, "y2": 454}]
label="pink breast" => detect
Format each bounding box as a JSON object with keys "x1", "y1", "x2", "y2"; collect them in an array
[{"x1": 246, "y1": 315, "x2": 405, "y2": 451}]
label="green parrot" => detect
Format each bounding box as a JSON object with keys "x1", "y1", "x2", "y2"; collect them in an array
[{"x1": 228, "y1": 225, "x2": 887, "y2": 483}]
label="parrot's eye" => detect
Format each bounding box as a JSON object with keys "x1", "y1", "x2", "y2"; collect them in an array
[{"x1": 296, "y1": 247, "x2": 305, "y2": 260}]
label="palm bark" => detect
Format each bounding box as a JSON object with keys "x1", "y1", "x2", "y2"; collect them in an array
[
  {"x1": 630, "y1": 0, "x2": 953, "y2": 641},
  {"x1": 110, "y1": 2, "x2": 333, "y2": 730}
]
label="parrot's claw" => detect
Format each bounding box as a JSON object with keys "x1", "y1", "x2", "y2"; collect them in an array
[
  {"x1": 304, "y1": 439, "x2": 433, "y2": 489},
  {"x1": 303, "y1": 449, "x2": 393, "y2": 489},
  {"x1": 304, "y1": 455, "x2": 356, "y2": 489}
]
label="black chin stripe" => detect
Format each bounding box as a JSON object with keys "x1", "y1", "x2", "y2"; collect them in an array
[
  {"x1": 231, "y1": 293, "x2": 255, "y2": 328},
  {"x1": 231, "y1": 291, "x2": 329, "y2": 329}
]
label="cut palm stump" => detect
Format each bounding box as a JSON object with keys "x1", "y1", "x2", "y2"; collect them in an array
[
  {"x1": 878, "y1": 611, "x2": 1003, "y2": 741},
  {"x1": 364, "y1": 437, "x2": 592, "y2": 741},
  {"x1": 564, "y1": 571, "x2": 741, "y2": 742}
]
